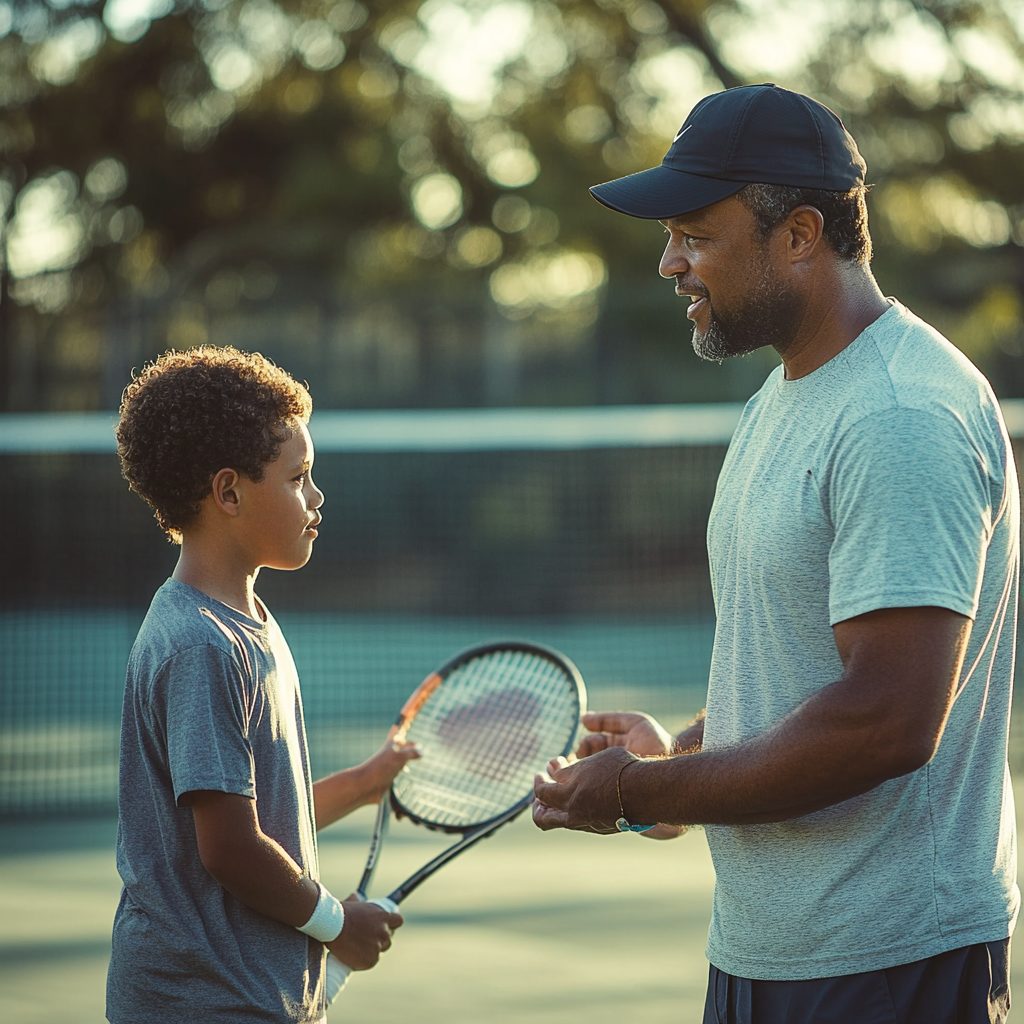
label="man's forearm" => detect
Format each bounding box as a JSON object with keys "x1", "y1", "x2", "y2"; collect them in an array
[{"x1": 622, "y1": 678, "x2": 926, "y2": 826}]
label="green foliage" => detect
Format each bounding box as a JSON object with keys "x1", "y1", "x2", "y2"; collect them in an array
[{"x1": 1, "y1": 0, "x2": 1022, "y2": 408}]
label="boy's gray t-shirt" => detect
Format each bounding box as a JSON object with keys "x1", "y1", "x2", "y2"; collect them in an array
[
  {"x1": 107, "y1": 580, "x2": 324, "y2": 1023},
  {"x1": 704, "y1": 300, "x2": 1019, "y2": 980}
]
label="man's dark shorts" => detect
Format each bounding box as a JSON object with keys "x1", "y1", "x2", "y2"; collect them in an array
[{"x1": 702, "y1": 939, "x2": 1010, "y2": 1023}]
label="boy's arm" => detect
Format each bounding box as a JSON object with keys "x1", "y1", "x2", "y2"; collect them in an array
[
  {"x1": 313, "y1": 735, "x2": 420, "y2": 831},
  {"x1": 187, "y1": 790, "x2": 401, "y2": 970}
]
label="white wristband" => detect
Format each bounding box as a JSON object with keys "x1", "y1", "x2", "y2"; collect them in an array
[{"x1": 296, "y1": 882, "x2": 345, "y2": 943}]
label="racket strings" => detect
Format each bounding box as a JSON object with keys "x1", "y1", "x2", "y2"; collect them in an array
[{"x1": 393, "y1": 649, "x2": 579, "y2": 829}]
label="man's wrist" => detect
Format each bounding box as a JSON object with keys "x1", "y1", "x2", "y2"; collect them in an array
[{"x1": 614, "y1": 756, "x2": 655, "y2": 833}]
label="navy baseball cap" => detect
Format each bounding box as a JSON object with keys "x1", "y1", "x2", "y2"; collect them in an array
[{"x1": 590, "y1": 83, "x2": 867, "y2": 220}]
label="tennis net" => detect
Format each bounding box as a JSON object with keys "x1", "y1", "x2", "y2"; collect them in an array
[{"x1": 3, "y1": 402, "x2": 1024, "y2": 814}]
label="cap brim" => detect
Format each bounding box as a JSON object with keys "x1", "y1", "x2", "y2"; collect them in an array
[{"x1": 590, "y1": 165, "x2": 747, "y2": 220}]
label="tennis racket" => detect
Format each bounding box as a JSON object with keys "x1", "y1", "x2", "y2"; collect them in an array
[{"x1": 325, "y1": 640, "x2": 586, "y2": 1003}]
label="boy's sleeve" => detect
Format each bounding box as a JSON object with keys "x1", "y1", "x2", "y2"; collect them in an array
[
  {"x1": 156, "y1": 644, "x2": 258, "y2": 804},
  {"x1": 826, "y1": 406, "x2": 993, "y2": 626}
]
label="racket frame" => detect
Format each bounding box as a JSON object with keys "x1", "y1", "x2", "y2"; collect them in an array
[{"x1": 355, "y1": 639, "x2": 585, "y2": 904}]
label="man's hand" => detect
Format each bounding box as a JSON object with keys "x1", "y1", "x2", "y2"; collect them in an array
[
  {"x1": 326, "y1": 898, "x2": 404, "y2": 971},
  {"x1": 532, "y1": 746, "x2": 638, "y2": 833},
  {"x1": 546, "y1": 710, "x2": 693, "y2": 840},
  {"x1": 576, "y1": 711, "x2": 676, "y2": 759}
]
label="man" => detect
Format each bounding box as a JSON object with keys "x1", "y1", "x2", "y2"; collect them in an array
[{"x1": 533, "y1": 84, "x2": 1018, "y2": 1023}]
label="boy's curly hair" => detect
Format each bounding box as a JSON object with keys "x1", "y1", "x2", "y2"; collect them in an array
[{"x1": 116, "y1": 346, "x2": 312, "y2": 542}]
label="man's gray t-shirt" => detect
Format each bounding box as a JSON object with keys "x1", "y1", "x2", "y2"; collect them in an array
[
  {"x1": 704, "y1": 300, "x2": 1019, "y2": 980},
  {"x1": 107, "y1": 580, "x2": 324, "y2": 1022}
]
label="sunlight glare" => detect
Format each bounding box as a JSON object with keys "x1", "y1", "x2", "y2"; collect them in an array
[
  {"x1": 954, "y1": 26, "x2": 1024, "y2": 91},
  {"x1": 489, "y1": 250, "x2": 607, "y2": 313},
  {"x1": 412, "y1": 0, "x2": 534, "y2": 106},
  {"x1": 206, "y1": 41, "x2": 258, "y2": 93},
  {"x1": 7, "y1": 173, "x2": 85, "y2": 278},
  {"x1": 30, "y1": 17, "x2": 104, "y2": 85},
  {"x1": 635, "y1": 48, "x2": 713, "y2": 138},
  {"x1": 708, "y1": 0, "x2": 835, "y2": 77},
  {"x1": 103, "y1": 0, "x2": 173, "y2": 43},
  {"x1": 868, "y1": 11, "x2": 955, "y2": 91},
  {"x1": 410, "y1": 173, "x2": 464, "y2": 231}
]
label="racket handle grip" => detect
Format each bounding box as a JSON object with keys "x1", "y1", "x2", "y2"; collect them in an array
[{"x1": 324, "y1": 897, "x2": 400, "y2": 1005}]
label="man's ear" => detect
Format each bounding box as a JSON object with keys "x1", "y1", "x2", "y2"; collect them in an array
[
  {"x1": 784, "y1": 205, "x2": 825, "y2": 263},
  {"x1": 210, "y1": 468, "x2": 242, "y2": 517}
]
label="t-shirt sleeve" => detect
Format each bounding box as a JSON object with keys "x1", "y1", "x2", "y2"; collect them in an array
[
  {"x1": 826, "y1": 406, "x2": 992, "y2": 625},
  {"x1": 155, "y1": 644, "x2": 258, "y2": 804}
]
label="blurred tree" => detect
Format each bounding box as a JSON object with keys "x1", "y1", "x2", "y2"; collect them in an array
[{"x1": 0, "y1": 0, "x2": 1021, "y2": 409}]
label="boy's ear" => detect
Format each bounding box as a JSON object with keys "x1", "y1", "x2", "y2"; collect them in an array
[{"x1": 210, "y1": 468, "x2": 242, "y2": 517}]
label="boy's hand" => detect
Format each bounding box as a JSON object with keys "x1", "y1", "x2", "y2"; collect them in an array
[
  {"x1": 312, "y1": 730, "x2": 421, "y2": 829},
  {"x1": 327, "y1": 897, "x2": 404, "y2": 971},
  {"x1": 361, "y1": 729, "x2": 421, "y2": 803}
]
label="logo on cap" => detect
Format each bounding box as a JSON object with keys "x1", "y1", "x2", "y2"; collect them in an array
[{"x1": 673, "y1": 124, "x2": 692, "y2": 143}]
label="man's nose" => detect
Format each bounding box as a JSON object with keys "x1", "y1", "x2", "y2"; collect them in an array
[{"x1": 659, "y1": 240, "x2": 688, "y2": 279}]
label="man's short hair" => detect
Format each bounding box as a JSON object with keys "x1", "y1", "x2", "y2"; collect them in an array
[
  {"x1": 116, "y1": 346, "x2": 312, "y2": 542},
  {"x1": 736, "y1": 183, "x2": 872, "y2": 264}
]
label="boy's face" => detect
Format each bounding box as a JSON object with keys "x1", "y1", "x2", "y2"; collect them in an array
[{"x1": 237, "y1": 419, "x2": 324, "y2": 572}]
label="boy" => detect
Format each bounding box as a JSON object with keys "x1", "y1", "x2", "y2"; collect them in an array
[{"x1": 107, "y1": 346, "x2": 414, "y2": 1023}]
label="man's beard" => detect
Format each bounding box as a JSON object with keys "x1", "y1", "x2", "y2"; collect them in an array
[{"x1": 691, "y1": 258, "x2": 803, "y2": 363}]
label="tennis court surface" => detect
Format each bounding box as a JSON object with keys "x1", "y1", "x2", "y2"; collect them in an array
[
  {"x1": 5, "y1": 405, "x2": 1024, "y2": 1019},
  {"x1": 5, "y1": 796, "x2": 1024, "y2": 1023},
  {"x1": 2, "y1": 810, "x2": 716, "y2": 1023}
]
